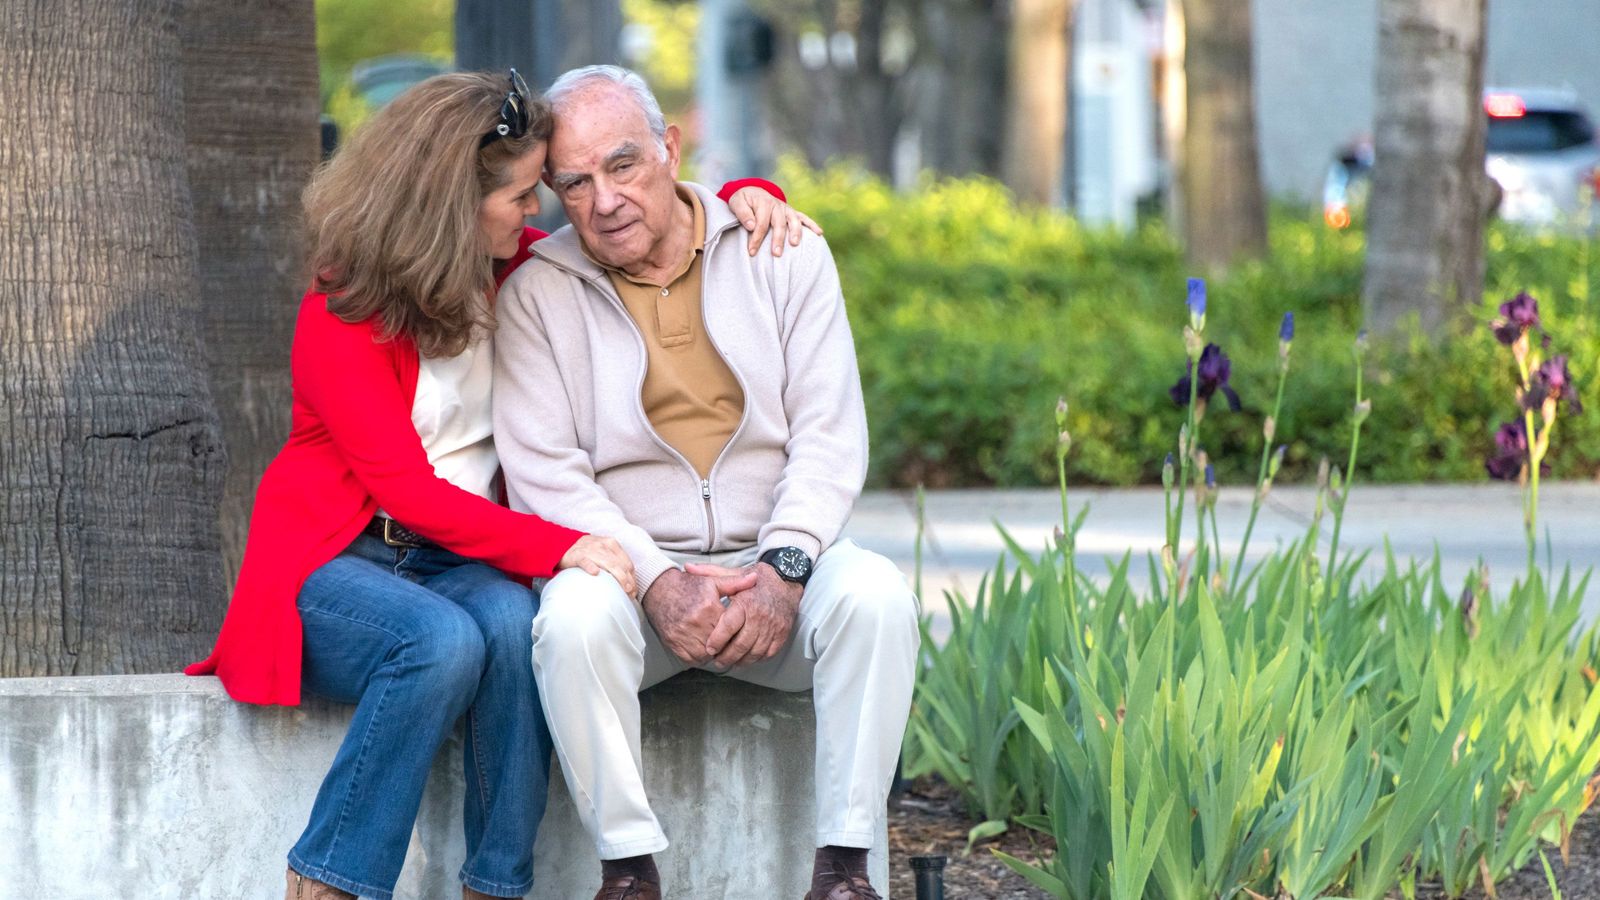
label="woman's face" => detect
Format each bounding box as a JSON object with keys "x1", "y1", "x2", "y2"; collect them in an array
[{"x1": 479, "y1": 144, "x2": 546, "y2": 260}]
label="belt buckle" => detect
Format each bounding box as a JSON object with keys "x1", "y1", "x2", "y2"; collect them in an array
[{"x1": 382, "y1": 518, "x2": 421, "y2": 549}]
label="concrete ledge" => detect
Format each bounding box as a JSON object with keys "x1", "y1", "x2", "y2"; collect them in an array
[{"x1": 0, "y1": 672, "x2": 888, "y2": 898}]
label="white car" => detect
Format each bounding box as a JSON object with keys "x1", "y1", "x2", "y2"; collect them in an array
[
  {"x1": 1484, "y1": 88, "x2": 1600, "y2": 229},
  {"x1": 1323, "y1": 88, "x2": 1600, "y2": 232}
]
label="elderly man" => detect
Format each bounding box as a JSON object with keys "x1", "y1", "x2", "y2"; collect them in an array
[{"x1": 492, "y1": 66, "x2": 918, "y2": 900}]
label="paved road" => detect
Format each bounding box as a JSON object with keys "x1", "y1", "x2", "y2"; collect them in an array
[{"x1": 842, "y1": 482, "x2": 1600, "y2": 640}]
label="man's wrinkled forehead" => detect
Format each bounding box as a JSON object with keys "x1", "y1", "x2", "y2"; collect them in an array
[
  {"x1": 548, "y1": 141, "x2": 648, "y2": 192},
  {"x1": 547, "y1": 83, "x2": 652, "y2": 171}
]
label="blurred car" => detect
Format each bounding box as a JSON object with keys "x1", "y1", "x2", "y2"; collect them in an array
[
  {"x1": 1323, "y1": 88, "x2": 1600, "y2": 232},
  {"x1": 350, "y1": 55, "x2": 451, "y2": 108}
]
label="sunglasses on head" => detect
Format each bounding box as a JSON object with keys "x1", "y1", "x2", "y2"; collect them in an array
[{"x1": 480, "y1": 68, "x2": 532, "y2": 148}]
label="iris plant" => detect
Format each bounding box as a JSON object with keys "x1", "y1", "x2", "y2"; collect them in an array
[
  {"x1": 1169, "y1": 344, "x2": 1242, "y2": 412},
  {"x1": 1229, "y1": 312, "x2": 1295, "y2": 597},
  {"x1": 1486, "y1": 292, "x2": 1584, "y2": 571}
]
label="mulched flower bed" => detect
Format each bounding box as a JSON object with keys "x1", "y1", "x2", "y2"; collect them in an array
[
  {"x1": 887, "y1": 778, "x2": 1054, "y2": 899},
  {"x1": 886, "y1": 776, "x2": 1600, "y2": 899}
]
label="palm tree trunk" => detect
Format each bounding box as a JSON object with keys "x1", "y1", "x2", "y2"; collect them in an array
[
  {"x1": 1363, "y1": 0, "x2": 1491, "y2": 335},
  {"x1": 1180, "y1": 0, "x2": 1268, "y2": 266},
  {"x1": 0, "y1": 0, "x2": 228, "y2": 675},
  {"x1": 1002, "y1": 0, "x2": 1074, "y2": 206},
  {"x1": 182, "y1": 0, "x2": 320, "y2": 583}
]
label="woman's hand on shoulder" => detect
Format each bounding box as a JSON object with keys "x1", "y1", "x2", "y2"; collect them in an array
[
  {"x1": 728, "y1": 187, "x2": 823, "y2": 258},
  {"x1": 558, "y1": 534, "x2": 637, "y2": 597}
]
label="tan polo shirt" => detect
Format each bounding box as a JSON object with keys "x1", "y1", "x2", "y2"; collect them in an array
[{"x1": 585, "y1": 185, "x2": 745, "y2": 479}]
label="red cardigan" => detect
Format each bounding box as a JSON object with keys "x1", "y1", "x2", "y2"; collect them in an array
[{"x1": 187, "y1": 180, "x2": 784, "y2": 706}]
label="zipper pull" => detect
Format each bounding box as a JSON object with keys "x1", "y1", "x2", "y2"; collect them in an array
[
  {"x1": 701, "y1": 479, "x2": 711, "y2": 500},
  {"x1": 295, "y1": 873, "x2": 304, "y2": 898}
]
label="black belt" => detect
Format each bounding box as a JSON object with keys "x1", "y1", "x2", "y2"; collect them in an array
[{"x1": 363, "y1": 517, "x2": 437, "y2": 550}]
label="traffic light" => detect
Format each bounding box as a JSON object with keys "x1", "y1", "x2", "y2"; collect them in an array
[{"x1": 725, "y1": 11, "x2": 774, "y2": 74}]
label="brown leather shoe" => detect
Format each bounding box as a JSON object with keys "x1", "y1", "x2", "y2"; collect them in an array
[
  {"x1": 463, "y1": 887, "x2": 502, "y2": 900},
  {"x1": 803, "y1": 866, "x2": 883, "y2": 900},
  {"x1": 284, "y1": 866, "x2": 357, "y2": 900},
  {"x1": 594, "y1": 874, "x2": 661, "y2": 900}
]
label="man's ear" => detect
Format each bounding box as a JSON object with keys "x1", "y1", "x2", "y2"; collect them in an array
[{"x1": 664, "y1": 123, "x2": 682, "y2": 178}]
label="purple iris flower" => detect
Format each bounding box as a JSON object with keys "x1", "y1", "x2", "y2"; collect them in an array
[
  {"x1": 1187, "y1": 278, "x2": 1206, "y2": 318},
  {"x1": 1492, "y1": 292, "x2": 1541, "y2": 345},
  {"x1": 1528, "y1": 355, "x2": 1583, "y2": 414},
  {"x1": 1485, "y1": 420, "x2": 1528, "y2": 481},
  {"x1": 1170, "y1": 343, "x2": 1241, "y2": 411},
  {"x1": 1279, "y1": 312, "x2": 1295, "y2": 343}
]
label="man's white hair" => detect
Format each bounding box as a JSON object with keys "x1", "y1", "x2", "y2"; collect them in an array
[{"x1": 545, "y1": 65, "x2": 668, "y2": 161}]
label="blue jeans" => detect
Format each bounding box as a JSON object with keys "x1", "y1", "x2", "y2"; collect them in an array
[{"x1": 286, "y1": 534, "x2": 551, "y2": 899}]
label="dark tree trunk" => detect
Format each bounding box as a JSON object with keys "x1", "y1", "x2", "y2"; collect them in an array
[
  {"x1": 1002, "y1": 0, "x2": 1074, "y2": 205},
  {"x1": 1363, "y1": 0, "x2": 1491, "y2": 335},
  {"x1": 917, "y1": 0, "x2": 1009, "y2": 177},
  {"x1": 851, "y1": 0, "x2": 901, "y2": 178},
  {"x1": 456, "y1": 0, "x2": 622, "y2": 89},
  {"x1": 0, "y1": 0, "x2": 228, "y2": 675},
  {"x1": 1180, "y1": 0, "x2": 1268, "y2": 266},
  {"x1": 182, "y1": 0, "x2": 320, "y2": 584},
  {"x1": 760, "y1": 0, "x2": 905, "y2": 180}
]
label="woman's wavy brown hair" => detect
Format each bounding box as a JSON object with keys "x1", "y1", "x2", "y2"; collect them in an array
[{"x1": 304, "y1": 71, "x2": 553, "y2": 358}]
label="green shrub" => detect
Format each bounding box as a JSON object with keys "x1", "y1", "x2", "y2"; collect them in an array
[{"x1": 780, "y1": 160, "x2": 1600, "y2": 487}]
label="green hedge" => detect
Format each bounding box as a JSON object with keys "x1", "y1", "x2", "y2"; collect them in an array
[{"x1": 781, "y1": 161, "x2": 1600, "y2": 487}]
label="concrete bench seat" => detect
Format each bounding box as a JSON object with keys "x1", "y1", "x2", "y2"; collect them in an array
[{"x1": 0, "y1": 671, "x2": 888, "y2": 898}]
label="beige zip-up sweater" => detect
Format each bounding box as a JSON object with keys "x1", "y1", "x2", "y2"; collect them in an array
[{"x1": 492, "y1": 182, "x2": 869, "y2": 594}]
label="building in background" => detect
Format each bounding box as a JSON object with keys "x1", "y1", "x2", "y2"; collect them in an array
[{"x1": 1073, "y1": 0, "x2": 1160, "y2": 228}]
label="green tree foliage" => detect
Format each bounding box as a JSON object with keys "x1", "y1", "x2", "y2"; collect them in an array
[
  {"x1": 314, "y1": 0, "x2": 451, "y2": 129},
  {"x1": 623, "y1": 0, "x2": 698, "y2": 96}
]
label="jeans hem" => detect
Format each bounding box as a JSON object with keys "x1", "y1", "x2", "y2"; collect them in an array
[
  {"x1": 288, "y1": 852, "x2": 394, "y2": 900},
  {"x1": 597, "y1": 833, "x2": 671, "y2": 859},
  {"x1": 460, "y1": 870, "x2": 535, "y2": 898}
]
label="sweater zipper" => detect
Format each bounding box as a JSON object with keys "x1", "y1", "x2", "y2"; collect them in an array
[
  {"x1": 696, "y1": 225, "x2": 754, "y2": 553},
  {"x1": 542, "y1": 256, "x2": 717, "y2": 550},
  {"x1": 700, "y1": 478, "x2": 715, "y2": 550}
]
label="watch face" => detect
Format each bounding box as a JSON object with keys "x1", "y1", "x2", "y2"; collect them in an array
[{"x1": 774, "y1": 547, "x2": 811, "y2": 579}]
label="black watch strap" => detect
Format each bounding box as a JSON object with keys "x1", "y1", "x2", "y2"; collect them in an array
[{"x1": 759, "y1": 546, "x2": 814, "y2": 587}]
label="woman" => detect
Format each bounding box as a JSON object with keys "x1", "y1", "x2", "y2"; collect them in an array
[{"x1": 183, "y1": 70, "x2": 816, "y2": 900}]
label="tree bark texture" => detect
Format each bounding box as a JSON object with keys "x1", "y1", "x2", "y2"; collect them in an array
[
  {"x1": 182, "y1": 0, "x2": 319, "y2": 583},
  {"x1": 1363, "y1": 0, "x2": 1490, "y2": 335},
  {"x1": 1180, "y1": 0, "x2": 1268, "y2": 267},
  {"x1": 1002, "y1": 0, "x2": 1074, "y2": 206},
  {"x1": 0, "y1": 0, "x2": 228, "y2": 675}
]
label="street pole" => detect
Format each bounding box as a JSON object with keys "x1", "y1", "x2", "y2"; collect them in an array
[{"x1": 696, "y1": 0, "x2": 771, "y2": 185}]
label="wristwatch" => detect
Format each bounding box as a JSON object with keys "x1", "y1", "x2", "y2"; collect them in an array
[{"x1": 759, "y1": 546, "x2": 814, "y2": 587}]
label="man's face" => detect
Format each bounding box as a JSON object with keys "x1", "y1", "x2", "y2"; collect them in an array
[{"x1": 545, "y1": 84, "x2": 682, "y2": 273}]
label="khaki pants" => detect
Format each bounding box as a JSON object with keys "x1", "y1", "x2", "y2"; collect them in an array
[{"x1": 530, "y1": 540, "x2": 920, "y2": 858}]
